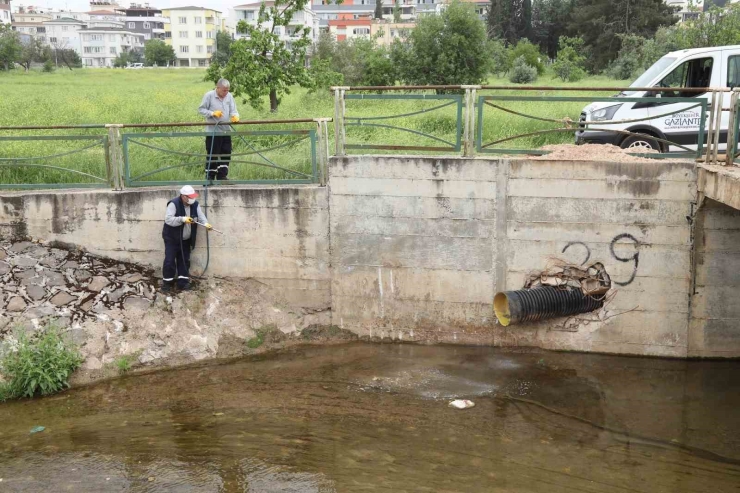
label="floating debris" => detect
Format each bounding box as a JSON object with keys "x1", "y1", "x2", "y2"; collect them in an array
[
  {"x1": 30, "y1": 426, "x2": 45, "y2": 434},
  {"x1": 449, "y1": 399, "x2": 475, "y2": 410}
]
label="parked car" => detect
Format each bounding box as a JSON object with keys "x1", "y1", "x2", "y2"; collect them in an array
[{"x1": 576, "y1": 45, "x2": 740, "y2": 152}]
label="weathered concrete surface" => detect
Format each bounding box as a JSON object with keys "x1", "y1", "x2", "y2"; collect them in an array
[
  {"x1": 698, "y1": 163, "x2": 740, "y2": 211},
  {"x1": 330, "y1": 156, "x2": 699, "y2": 357},
  {"x1": 689, "y1": 198, "x2": 740, "y2": 357},
  {"x1": 0, "y1": 186, "x2": 330, "y2": 311}
]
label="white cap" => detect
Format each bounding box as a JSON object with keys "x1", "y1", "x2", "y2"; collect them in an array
[{"x1": 180, "y1": 185, "x2": 198, "y2": 198}]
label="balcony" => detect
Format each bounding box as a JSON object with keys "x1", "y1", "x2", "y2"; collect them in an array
[{"x1": 152, "y1": 27, "x2": 164, "y2": 33}]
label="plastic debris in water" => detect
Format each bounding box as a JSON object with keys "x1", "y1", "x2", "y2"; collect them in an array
[
  {"x1": 30, "y1": 426, "x2": 45, "y2": 434},
  {"x1": 449, "y1": 400, "x2": 475, "y2": 410}
]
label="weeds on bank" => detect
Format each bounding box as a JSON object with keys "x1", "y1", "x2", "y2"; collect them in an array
[
  {"x1": 0, "y1": 324, "x2": 83, "y2": 401},
  {"x1": 115, "y1": 355, "x2": 134, "y2": 374}
]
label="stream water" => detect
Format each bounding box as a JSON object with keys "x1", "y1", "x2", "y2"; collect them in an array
[{"x1": 1, "y1": 343, "x2": 739, "y2": 492}]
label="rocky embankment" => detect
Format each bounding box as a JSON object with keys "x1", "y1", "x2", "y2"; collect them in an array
[{"x1": 0, "y1": 240, "x2": 348, "y2": 384}]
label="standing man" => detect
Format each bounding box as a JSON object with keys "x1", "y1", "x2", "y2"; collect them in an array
[
  {"x1": 198, "y1": 78, "x2": 240, "y2": 181},
  {"x1": 162, "y1": 185, "x2": 212, "y2": 292}
]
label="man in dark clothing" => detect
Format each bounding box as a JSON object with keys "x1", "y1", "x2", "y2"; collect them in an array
[
  {"x1": 198, "y1": 78, "x2": 240, "y2": 181},
  {"x1": 161, "y1": 185, "x2": 212, "y2": 292}
]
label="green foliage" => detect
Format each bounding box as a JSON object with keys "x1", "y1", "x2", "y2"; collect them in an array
[
  {"x1": 567, "y1": 0, "x2": 677, "y2": 72},
  {"x1": 17, "y1": 37, "x2": 44, "y2": 72},
  {"x1": 314, "y1": 34, "x2": 395, "y2": 86},
  {"x1": 393, "y1": 0, "x2": 402, "y2": 23},
  {"x1": 509, "y1": 39, "x2": 544, "y2": 75},
  {"x1": 530, "y1": 0, "x2": 575, "y2": 58},
  {"x1": 115, "y1": 355, "x2": 133, "y2": 374},
  {"x1": 0, "y1": 25, "x2": 22, "y2": 71},
  {"x1": 144, "y1": 39, "x2": 175, "y2": 67},
  {"x1": 42, "y1": 59, "x2": 54, "y2": 73},
  {"x1": 509, "y1": 55, "x2": 538, "y2": 83},
  {"x1": 0, "y1": 325, "x2": 83, "y2": 401},
  {"x1": 307, "y1": 58, "x2": 344, "y2": 93},
  {"x1": 551, "y1": 36, "x2": 586, "y2": 82},
  {"x1": 607, "y1": 34, "x2": 647, "y2": 80},
  {"x1": 246, "y1": 329, "x2": 266, "y2": 349},
  {"x1": 212, "y1": 30, "x2": 234, "y2": 67},
  {"x1": 488, "y1": 0, "x2": 533, "y2": 46},
  {"x1": 113, "y1": 50, "x2": 143, "y2": 68},
  {"x1": 489, "y1": 38, "x2": 511, "y2": 76},
  {"x1": 396, "y1": 0, "x2": 492, "y2": 85},
  {"x1": 223, "y1": 0, "x2": 316, "y2": 112},
  {"x1": 374, "y1": 0, "x2": 384, "y2": 19}
]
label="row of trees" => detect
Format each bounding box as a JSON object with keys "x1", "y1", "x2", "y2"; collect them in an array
[{"x1": 0, "y1": 26, "x2": 177, "y2": 71}]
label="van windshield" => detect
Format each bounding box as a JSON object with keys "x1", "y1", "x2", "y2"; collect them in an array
[{"x1": 623, "y1": 57, "x2": 677, "y2": 95}]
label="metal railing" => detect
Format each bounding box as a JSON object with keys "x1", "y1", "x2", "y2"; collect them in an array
[
  {"x1": 0, "y1": 119, "x2": 332, "y2": 190},
  {"x1": 331, "y1": 85, "x2": 737, "y2": 162}
]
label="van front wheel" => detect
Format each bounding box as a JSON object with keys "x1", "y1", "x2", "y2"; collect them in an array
[{"x1": 620, "y1": 134, "x2": 662, "y2": 152}]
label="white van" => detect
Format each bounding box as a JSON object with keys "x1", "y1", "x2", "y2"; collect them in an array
[{"x1": 576, "y1": 45, "x2": 740, "y2": 152}]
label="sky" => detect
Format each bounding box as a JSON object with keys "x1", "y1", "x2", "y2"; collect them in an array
[{"x1": 15, "y1": 0, "x2": 236, "y2": 19}]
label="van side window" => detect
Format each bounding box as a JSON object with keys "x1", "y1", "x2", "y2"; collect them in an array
[
  {"x1": 728, "y1": 56, "x2": 740, "y2": 89},
  {"x1": 657, "y1": 57, "x2": 713, "y2": 97}
]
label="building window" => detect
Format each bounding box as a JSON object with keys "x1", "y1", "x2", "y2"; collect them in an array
[
  {"x1": 92, "y1": 34, "x2": 103, "y2": 41},
  {"x1": 196, "y1": 45, "x2": 203, "y2": 52},
  {"x1": 195, "y1": 30, "x2": 202, "y2": 38},
  {"x1": 62, "y1": 25, "x2": 68, "y2": 31},
  {"x1": 206, "y1": 31, "x2": 213, "y2": 38},
  {"x1": 128, "y1": 22, "x2": 135, "y2": 28},
  {"x1": 180, "y1": 45, "x2": 189, "y2": 53},
  {"x1": 143, "y1": 22, "x2": 150, "y2": 29},
  {"x1": 85, "y1": 58, "x2": 93, "y2": 66},
  {"x1": 144, "y1": 33, "x2": 151, "y2": 40},
  {"x1": 207, "y1": 45, "x2": 214, "y2": 53},
  {"x1": 244, "y1": 10, "x2": 254, "y2": 20},
  {"x1": 178, "y1": 16, "x2": 187, "y2": 23},
  {"x1": 49, "y1": 37, "x2": 57, "y2": 43},
  {"x1": 353, "y1": 28, "x2": 370, "y2": 35},
  {"x1": 179, "y1": 31, "x2": 188, "y2": 38},
  {"x1": 110, "y1": 47, "x2": 117, "y2": 54},
  {"x1": 198, "y1": 59, "x2": 206, "y2": 67},
  {"x1": 194, "y1": 16, "x2": 202, "y2": 24}
]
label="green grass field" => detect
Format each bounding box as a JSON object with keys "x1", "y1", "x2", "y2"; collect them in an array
[{"x1": 0, "y1": 69, "x2": 626, "y2": 186}]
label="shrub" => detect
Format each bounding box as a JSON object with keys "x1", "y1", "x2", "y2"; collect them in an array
[
  {"x1": 42, "y1": 59, "x2": 54, "y2": 72},
  {"x1": 115, "y1": 355, "x2": 133, "y2": 374},
  {"x1": 509, "y1": 39, "x2": 545, "y2": 76},
  {"x1": 0, "y1": 324, "x2": 83, "y2": 401},
  {"x1": 509, "y1": 56, "x2": 538, "y2": 84},
  {"x1": 552, "y1": 37, "x2": 586, "y2": 82}
]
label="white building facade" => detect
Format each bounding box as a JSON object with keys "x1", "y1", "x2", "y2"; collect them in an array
[
  {"x1": 79, "y1": 27, "x2": 145, "y2": 67},
  {"x1": 43, "y1": 18, "x2": 86, "y2": 54},
  {"x1": 233, "y1": 1, "x2": 319, "y2": 44}
]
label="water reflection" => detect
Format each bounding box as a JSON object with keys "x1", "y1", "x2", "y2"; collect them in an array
[{"x1": 1, "y1": 343, "x2": 739, "y2": 492}]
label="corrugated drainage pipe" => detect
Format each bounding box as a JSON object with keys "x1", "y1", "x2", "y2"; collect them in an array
[{"x1": 493, "y1": 287, "x2": 604, "y2": 327}]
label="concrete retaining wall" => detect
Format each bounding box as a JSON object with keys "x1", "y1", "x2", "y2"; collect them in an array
[
  {"x1": 3, "y1": 155, "x2": 739, "y2": 357},
  {"x1": 0, "y1": 186, "x2": 331, "y2": 310}
]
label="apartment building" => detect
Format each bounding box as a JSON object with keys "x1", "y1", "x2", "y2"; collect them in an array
[
  {"x1": 233, "y1": 1, "x2": 319, "y2": 44},
  {"x1": 79, "y1": 26, "x2": 145, "y2": 67},
  {"x1": 11, "y1": 10, "x2": 51, "y2": 40},
  {"x1": 327, "y1": 17, "x2": 372, "y2": 41},
  {"x1": 163, "y1": 6, "x2": 221, "y2": 67},
  {"x1": 43, "y1": 17, "x2": 86, "y2": 53},
  {"x1": 370, "y1": 20, "x2": 413, "y2": 45},
  {"x1": 0, "y1": 0, "x2": 11, "y2": 26},
  {"x1": 123, "y1": 3, "x2": 167, "y2": 41}
]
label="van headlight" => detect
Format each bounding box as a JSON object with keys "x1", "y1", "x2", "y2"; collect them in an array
[{"x1": 590, "y1": 104, "x2": 622, "y2": 122}]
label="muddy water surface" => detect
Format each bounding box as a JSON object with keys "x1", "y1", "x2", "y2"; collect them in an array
[{"x1": 1, "y1": 343, "x2": 739, "y2": 492}]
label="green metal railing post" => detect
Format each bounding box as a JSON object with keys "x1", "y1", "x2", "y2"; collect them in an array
[
  {"x1": 106, "y1": 124, "x2": 124, "y2": 190},
  {"x1": 462, "y1": 85, "x2": 480, "y2": 157},
  {"x1": 314, "y1": 118, "x2": 331, "y2": 186}
]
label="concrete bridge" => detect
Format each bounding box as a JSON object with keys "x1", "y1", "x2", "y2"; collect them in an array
[{"x1": 2, "y1": 155, "x2": 740, "y2": 358}]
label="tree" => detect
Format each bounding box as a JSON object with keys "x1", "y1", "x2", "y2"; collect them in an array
[
  {"x1": 0, "y1": 25, "x2": 22, "y2": 71},
  {"x1": 567, "y1": 0, "x2": 678, "y2": 72},
  {"x1": 393, "y1": 0, "x2": 402, "y2": 22},
  {"x1": 490, "y1": 38, "x2": 511, "y2": 76},
  {"x1": 530, "y1": 0, "x2": 574, "y2": 58},
  {"x1": 551, "y1": 36, "x2": 586, "y2": 81},
  {"x1": 396, "y1": 0, "x2": 492, "y2": 86},
  {"x1": 211, "y1": 0, "x2": 322, "y2": 112},
  {"x1": 17, "y1": 37, "x2": 44, "y2": 72},
  {"x1": 307, "y1": 58, "x2": 344, "y2": 93},
  {"x1": 144, "y1": 39, "x2": 176, "y2": 67},
  {"x1": 374, "y1": 0, "x2": 383, "y2": 20},
  {"x1": 113, "y1": 50, "x2": 143, "y2": 68},
  {"x1": 508, "y1": 39, "x2": 544, "y2": 75},
  {"x1": 212, "y1": 30, "x2": 233, "y2": 66},
  {"x1": 487, "y1": 0, "x2": 532, "y2": 46}
]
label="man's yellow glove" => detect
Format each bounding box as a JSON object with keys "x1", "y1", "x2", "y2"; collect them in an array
[
  {"x1": 230, "y1": 115, "x2": 239, "y2": 123},
  {"x1": 183, "y1": 216, "x2": 194, "y2": 224},
  {"x1": 205, "y1": 223, "x2": 213, "y2": 230},
  {"x1": 212, "y1": 110, "x2": 223, "y2": 118}
]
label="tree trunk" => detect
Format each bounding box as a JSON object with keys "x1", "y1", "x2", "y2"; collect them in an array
[{"x1": 269, "y1": 89, "x2": 278, "y2": 112}]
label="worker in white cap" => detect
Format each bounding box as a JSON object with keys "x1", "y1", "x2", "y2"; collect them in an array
[{"x1": 161, "y1": 185, "x2": 212, "y2": 292}]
